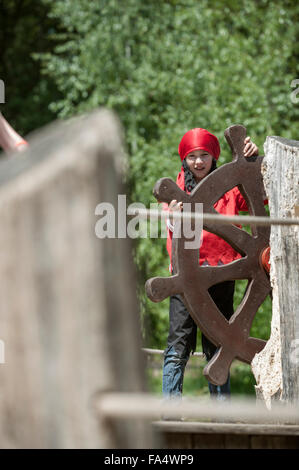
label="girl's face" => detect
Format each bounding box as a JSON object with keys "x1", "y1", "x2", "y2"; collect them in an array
[{"x1": 185, "y1": 149, "x2": 214, "y2": 182}]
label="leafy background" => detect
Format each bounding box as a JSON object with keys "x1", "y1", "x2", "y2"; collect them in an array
[{"x1": 1, "y1": 0, "x2": 298, "y2": 395}]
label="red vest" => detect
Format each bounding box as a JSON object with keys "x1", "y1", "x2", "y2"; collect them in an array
[{"x1": 164, "y1": 167, "x2": 263, "y2": 269}]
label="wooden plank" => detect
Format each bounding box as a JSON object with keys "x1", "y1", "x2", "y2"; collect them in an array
[
  {"x1": 192, "y1": 433, "x2": 225, "y2": 449},
  {"x1": 154, "y1": 422, "x2": 299, "y2": 449},
  {"x1": 162, "y1": 432, "x2": 193, "y2": 449},
  {"x1": 0, "y1": 109, "x2": 152, "y2": 449},
  {"x1": 224, "y1": 433, "x2": 250, "y2": 449},
  {"x1": 153, "y1": 421, "x2": 299, "y2": 436},
  {"x1": 250, "y1": 435, "x2": 299, "y2": 449}
]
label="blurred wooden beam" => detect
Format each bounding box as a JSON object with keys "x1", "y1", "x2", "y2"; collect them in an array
[{"x1": 0, "y1": 109, "x2": 152, "y2": 448}]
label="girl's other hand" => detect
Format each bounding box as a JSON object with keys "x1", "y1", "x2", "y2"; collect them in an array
[
  {"x1": 168, "y1": 199, "x2": 183, "y2": 224},
  {"x1": 169, "y1": 199, "x2": 183, "y2": 212},
  {"x1": 243, "y1": 136, "x2": 259, "y2": 157}
]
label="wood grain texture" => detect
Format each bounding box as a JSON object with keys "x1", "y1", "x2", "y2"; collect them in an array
[
  {"x1": 154, "y1": 421, "x2": 299, "y2": 449},
  {"x1": 0, "y1": 109, "x2": 152, "y2": 448},
  {"x1": 252, "y1": 136, "x2": 299, "y2": 407}
]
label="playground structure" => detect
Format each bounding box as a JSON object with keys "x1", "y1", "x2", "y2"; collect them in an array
[{"x1": 0, "y1": 109, "x2": 298, "y2": 448}]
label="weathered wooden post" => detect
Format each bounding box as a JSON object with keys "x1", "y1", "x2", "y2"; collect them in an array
[
  {"x1": 0, "y1": 109, "x2": 153, "y2": 448},
  {"x1": 252, "y1": 136, "x2": 299, "y2": 408}
]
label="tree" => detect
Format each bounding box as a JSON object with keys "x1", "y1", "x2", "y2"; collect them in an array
[{"x1": 0, "y1": 0, "x2": 61, "y2": 135}]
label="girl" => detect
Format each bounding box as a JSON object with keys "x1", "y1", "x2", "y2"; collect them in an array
[{"x1": 163, "y1": 127, "x2": 258, "y2": 400}]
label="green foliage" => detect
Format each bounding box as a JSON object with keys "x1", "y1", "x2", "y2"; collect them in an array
[
  {"x1": 0, "y1": 0, "x2": 62, "y2": 134},
  {"x1": 234, "y1": 280, "x2": 272, "y2": 340}
]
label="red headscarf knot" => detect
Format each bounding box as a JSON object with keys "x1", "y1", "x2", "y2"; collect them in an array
[{"x1": 178, "y1": 128, "x2": 220, "y2": 161}]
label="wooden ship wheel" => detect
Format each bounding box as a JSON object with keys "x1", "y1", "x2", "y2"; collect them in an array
[{"x1": 145, "y1": 125, "x2": 271, "y2": 386}]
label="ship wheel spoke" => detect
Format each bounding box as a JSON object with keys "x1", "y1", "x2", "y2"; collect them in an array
[
  {"x1": 199, "y1": 257, "x2": 251, "y2": 288},
  {"x1": 145, "y1": 274, "x2": 181, "y2": 303}
]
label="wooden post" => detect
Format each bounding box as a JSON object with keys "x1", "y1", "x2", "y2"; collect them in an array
[
  {"x1": 252, "y1": 136, "x2": 299, "y2": 408},
  {"x1": 0, "y1": 109, "x2": 153, "y2": 448}
]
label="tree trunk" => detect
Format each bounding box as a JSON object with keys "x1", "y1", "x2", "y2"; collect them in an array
[{"x1": 251, "y1": 136, "x2": 299, "y2": 408}]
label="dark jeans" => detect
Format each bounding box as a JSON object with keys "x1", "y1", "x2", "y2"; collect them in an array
[{"x1": 162, "y1": 281, "x2": 235, "y2": 400}]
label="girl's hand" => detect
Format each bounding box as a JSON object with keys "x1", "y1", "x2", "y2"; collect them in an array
[
  {"x1": 243, "y1": 136, "x2": 259, "y2": 157},
  {"x1": 168, "y1": 199, "x2": 183, "y2": 224},
  {"x1": 169, "y1": 199, "x2": 183, "y2": 211}
]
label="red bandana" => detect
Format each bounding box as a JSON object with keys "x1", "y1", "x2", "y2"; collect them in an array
[{"x1": 178, "y1": 128, "x2": 220, "y2": 161}]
